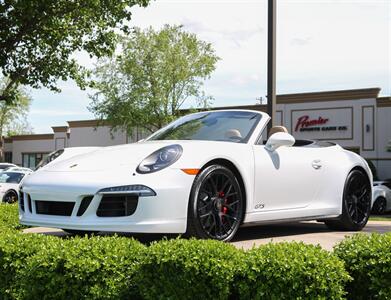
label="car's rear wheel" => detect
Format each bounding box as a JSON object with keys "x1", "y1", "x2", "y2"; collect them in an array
[
  {"x1": 372, "y1": 197, "x2": 387, "y2": 215},
  {"x1": 186, "y1": 164, "x2": 244, "y2": 242},
  {"x1": 3, "y1": 190, "x2": 18, "y2": 204},
  {"x1": 62, "y1": 229, "x2": 98, "y2": 236},
  {"x1": 325, "y1": 169, "x2": 371, "y2": 231}
]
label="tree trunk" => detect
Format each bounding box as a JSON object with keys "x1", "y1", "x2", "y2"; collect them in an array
[{"x1": 0, "y1": 107, "x2": 8, "y2": 163}]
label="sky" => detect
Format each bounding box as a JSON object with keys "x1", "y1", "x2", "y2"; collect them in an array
[{"x1": 29, "y1": 0, "x2": 390, "y2": 133}]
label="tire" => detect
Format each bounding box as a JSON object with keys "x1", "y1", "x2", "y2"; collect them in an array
[
  {"x1": 186, "y1": 164, "x2": 244, "y2": 242},
  {"x1": 62, "y1": 229, "x2": 98, "y2": 236},
  {"x1": 371, "y1": 197, "x2": 387, "y2": 215},
  {"x1": 325, "y1": 169, "x2": 371, "y2": 231},
  {"x1": 2, "y1": 190, "x2": 18, "y2": 204}
]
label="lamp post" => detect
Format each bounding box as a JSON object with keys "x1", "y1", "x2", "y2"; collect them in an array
[{"x1": 267, "y1": 0, "x2": 277, "y2": 135}]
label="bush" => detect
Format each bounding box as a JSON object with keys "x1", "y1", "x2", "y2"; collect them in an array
[
  {"x1": 334, "y1": 233, "x2": 391, "y2": 300},
  {"x1": 0, "y1": 203, "x2": 387, "y2": 300},
  {"x1": 234, "y1": 242, "x2": 350, "y2": 300},
  {"x1": 0, "y1": 203, "x2": 26, "y2": 232},
  {"x1": 135, "y1": 238, "x2": 243, "y2": 300},
  {"x1": 17, "y1": 235, "x2": 146, "y2": 300},
  {"x1": 0, "y1": 232, "x2": 53, "y2": 298}
]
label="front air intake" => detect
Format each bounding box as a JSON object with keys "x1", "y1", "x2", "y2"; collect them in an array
[
  {"x1": 77, "y1": 196, "x2": 93, "y2": 216},
  {"x1": 19, "y1": 192, "x2": 24, "y2": 212},
  {"x1": 35, "y1": 201, "x2": 75, "y2": 216},
  {"x1": 97, "y1": 195, "x2": 138, "y2": 217},
  {"x1": 27, "y1": 195, "x2": 32, "y2": 213}
]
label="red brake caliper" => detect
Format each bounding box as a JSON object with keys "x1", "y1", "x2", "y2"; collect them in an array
[{"x1": 218, "y1": 192, "x2": 228, "y2": 221}]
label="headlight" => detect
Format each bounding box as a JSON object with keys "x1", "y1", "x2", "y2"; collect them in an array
[
  {"x1": 136, "y1": 144, "x2": 182, "y2": 174},
  {"x1": 35, "y1": 149, "x2": 64, "y2": 170}
]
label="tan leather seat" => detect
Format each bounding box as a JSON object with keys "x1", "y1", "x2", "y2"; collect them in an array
[
  {"x1": 225, "y1": 129, "x2": 242, "y2": 140},
  {"x1": 269, "y1": 125, "x2": 288, "y2": 136}
]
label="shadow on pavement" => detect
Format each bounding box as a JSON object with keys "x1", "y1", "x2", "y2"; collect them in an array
[{"x1": 232, "y1": 221, "x2": 331, "y2": 242}]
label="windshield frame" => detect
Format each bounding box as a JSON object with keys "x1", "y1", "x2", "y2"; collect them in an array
[{"x1": 146, "y1": 110, "x2": 262, "y2": 144}]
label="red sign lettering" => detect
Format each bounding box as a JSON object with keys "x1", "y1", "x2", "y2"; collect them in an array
[{"x1": 295, "y1": 115, "x2": 329, "y2": 132}]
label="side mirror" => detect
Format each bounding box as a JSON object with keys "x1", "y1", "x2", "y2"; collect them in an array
[{"x1": 265, "y1": 132, "x2": 295, "y2": 152}]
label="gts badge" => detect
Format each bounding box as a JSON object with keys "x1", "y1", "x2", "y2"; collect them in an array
[
  {"x1": 69, "y1": 164, "x2": 78, "y2": 168},
  {"x1": 255, "y1": 203, "x2": 265, "y2": 210}
]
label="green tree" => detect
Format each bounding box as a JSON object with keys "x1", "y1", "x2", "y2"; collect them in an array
[
  {"x1": 0, "y1": 0, "x2": 149, "y2": 104},
  {"x1": 0, "y1": 78, "x2": 32, "y2": 161},
  {"x1": 89, "y1": 25, "x2": 220, "y2": 133}
]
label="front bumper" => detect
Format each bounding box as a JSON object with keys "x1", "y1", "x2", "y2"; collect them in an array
[{"x1": 19, "y1": 169, "x2": 194, "y2": 233}]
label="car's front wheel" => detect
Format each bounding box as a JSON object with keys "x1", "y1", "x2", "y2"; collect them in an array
[
  {"x1": 186, "y1": 164, "x2": 244, "y2": 242},
  {"x1": 325, "y1": 169, "x2": 371, "y2": 231}
]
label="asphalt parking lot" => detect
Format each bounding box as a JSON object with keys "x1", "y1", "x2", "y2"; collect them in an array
[
  {"x1": 23, "y1": 220, "x2": 391, "y2": 251},
  {"x1": 231, "y1": 220, "x2": 391, "y2": 250}
]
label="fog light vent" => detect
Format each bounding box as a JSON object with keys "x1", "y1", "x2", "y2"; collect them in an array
[{"x1": 77, "y1": 196, "x2": 93, "y2": 216}]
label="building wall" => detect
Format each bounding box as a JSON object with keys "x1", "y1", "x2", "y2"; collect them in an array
[
  {"x1": 3, "y1": 142, "x2": 12, "y2": 152},
  {"x1": 12, "y1": 139, "x2": 54, "y2": 166},
  {"x1": 277, "y1": 98, "x2": 374, "y2": 148},
  {"x1": 374, "y1": 106, "x2": 391, "y2": 179},
  {"x1": 68, "y1": 126, "x2": 128, "y2": 147}
]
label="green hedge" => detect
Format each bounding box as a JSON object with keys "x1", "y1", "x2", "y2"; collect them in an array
[
  {"x1": 134, "y1": 238, "x2": 242, "y2": 300},
  {"x1": 334, "y1": 233, "x2": 391, "y2": 300},
  {"x1": 0, "y1": 203, "x2": 389, "y2": 299},
  {"x1": 0, "y1": 234, "x2": 351, "y2": 300},
  {"x1": 235, "y1": 242, "x2": 350, "y2": 299},
  {"x1": 0, "y1": 232, "x2": 51, "y2": 298},
  {"x1": 0, "y1": 204, "x2": 26, "y2": 232},
  {"x1": 18, "y1": 236, "x2": 146, "y2": 300}
]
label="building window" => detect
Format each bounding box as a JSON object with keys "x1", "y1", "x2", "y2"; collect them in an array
[
  {"x1": 22, "y1": 153, "x2": 49, "y2": 169},
  {"x1": 4, "y1": 152, "x2": 12, "y2": 163}
]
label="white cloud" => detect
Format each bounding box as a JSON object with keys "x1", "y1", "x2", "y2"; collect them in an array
[
  {"x1": 28, "y1": 0, "x2": 390, "y2": 133},
  {"x1": 290, "y1": 37, "x2": 312, "y2": 46}
]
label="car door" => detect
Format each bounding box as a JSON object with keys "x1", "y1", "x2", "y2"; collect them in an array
[{"x1": 252, "y1": 144, "x2": 324, "y2": 212}]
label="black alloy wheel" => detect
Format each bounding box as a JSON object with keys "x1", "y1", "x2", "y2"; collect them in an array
[
  {"x1": 325, "y1": 169, "x2": 371, "y2": 231},
  {"x1": 186, "y1": 165, "x2": 244, "y2": 242},
  {"x1": 372, "y1": 197, "x2": 387, "y2": 215},
  {"x1": 3, "y1": 190, "x2": 18, "y2": 204}
]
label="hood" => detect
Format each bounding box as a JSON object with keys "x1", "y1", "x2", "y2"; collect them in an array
[{"x1": 43, "y1": 140, "x2": 182, "y2": 172}]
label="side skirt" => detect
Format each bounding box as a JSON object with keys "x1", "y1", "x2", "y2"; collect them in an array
[{"x1": 240, "y1": 214, "x2": 340, "y2": 227}]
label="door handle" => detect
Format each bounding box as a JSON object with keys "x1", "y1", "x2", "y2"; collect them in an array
[{"x1": 312, "y1": 159, "x2": 322, "y2": 170}]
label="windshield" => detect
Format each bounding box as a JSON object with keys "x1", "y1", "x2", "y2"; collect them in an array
[
  {"x1": 0, "y1": 172, "x2": 25, "y2": 184},
  {"x1": 147, "y1": 111, "x2": 261, "y2": 143}
]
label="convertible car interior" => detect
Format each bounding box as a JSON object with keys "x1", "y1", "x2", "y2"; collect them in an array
[{"x1": 263, "y1": 125, "x2": 335, "y2": 147}]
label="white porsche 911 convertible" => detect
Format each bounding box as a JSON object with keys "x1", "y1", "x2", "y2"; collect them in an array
[{"x1": 19, "y1": 110, "x2": 373, "y2": 241}]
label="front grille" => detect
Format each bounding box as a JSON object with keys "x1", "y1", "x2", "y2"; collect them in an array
[
  {"x1": 35, "y1": 201, "x2": 75, "y2": 216},
  {"x1": 77, "y1": 196, "x2": 93, "y2": 216},
  {"x1": 97, "y1": 194, "x2": 138, "y2": 217}
]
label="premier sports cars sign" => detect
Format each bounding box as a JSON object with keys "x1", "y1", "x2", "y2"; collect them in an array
[{"x1": 291, "y1": 107, "x2": 353, "y2": 140}]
